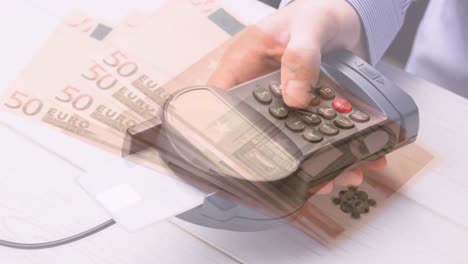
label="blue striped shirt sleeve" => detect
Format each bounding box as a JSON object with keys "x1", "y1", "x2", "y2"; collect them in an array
[
  {"x1": 280, "y1": 0, "x2": 415, "y2": 65},
  {"x1": 346, "y1": 0, "x2": 415, "y2": 65}
]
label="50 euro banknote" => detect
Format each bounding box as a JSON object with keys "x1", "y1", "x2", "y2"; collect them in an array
[
  {"x1": 0, "y1": 0, "x2": 245, "y2": 157},
  {"x1": 78, "y1": 0, "x2": 247, "y2": 171},
  {"x1": 42, "y1": 0, "x2": 246, "y2": 159},
  {"x1": 0, "y1": 10, "x2": 133, "y2": 153},
  {"x1": 93, "y1": 0, "x2": 245, "y2": 109},
  {"x1": 39, "y1": 0, "x2": 243, "y2": 155}
]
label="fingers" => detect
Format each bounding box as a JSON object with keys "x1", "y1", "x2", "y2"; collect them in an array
[
  {"x1": 280, "y1": 14, "x2": 332, "y2": 109},
  {"x1": 309, "y1": 181, "x2": 334, "y2": 195},
  {"x1": 333, "y1": 157, "x2": 388, "y2": 188},
  {"x1": 310, "y1": 159, "x2": 385, "y2": 196},
  {"x1": 315, "y1": 181, "x2": 334, "y2": 195},
  {"x1": 334, "y1": 168, "x2": 364, "y2": 186},
  {"x1": 309, "y1": 169, "x2": 364, "y2": 196},
  {"x1": 281, "y1": 40, "x2": 321, "y2": 108},
  {"x1": 362, "y1": 157, "x2": 387, "y2": 170}
]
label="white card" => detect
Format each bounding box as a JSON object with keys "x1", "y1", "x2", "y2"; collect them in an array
[{"x1": 77, "y1": 158, "x2": 207, "y2": 231}]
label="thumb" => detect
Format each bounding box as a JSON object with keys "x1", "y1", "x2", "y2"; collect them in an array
[{"x1": 281, "y1": 32, "x2": 322, "y2": 109}]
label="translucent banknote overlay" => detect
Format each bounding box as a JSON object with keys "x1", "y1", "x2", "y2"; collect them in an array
[{"x1": 0, "y1": 0, "x2": 434, "y2": 245}]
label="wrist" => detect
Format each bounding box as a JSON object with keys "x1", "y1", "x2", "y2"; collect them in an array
[
  {"x1": 339, "y1": 0, "x2": 368, "y2": 60},
  {"x1": 322, "y1": 0, "x2": 365, "y2": 59}
]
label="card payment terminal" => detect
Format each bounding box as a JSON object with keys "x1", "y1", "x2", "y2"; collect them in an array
[{"x1": 123, "y1": 50, "x2": 419, "y2": 231}]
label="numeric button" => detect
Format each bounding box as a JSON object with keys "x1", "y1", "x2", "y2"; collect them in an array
[
  {"x1": 350, "y1": 110, "x2": 370, "y2": 123},
  {"x1": 253, "y1": 86, "x2": 273, "y2": 104},
  {"x1": 269, "y1": 81, "x2": 282, "y2": 97},
  {"x1": 317, "y1": 106, "x2": 337, "y2": 120},
  {"x1": 300, "y1": 113, "x2": 322, "y2": 126},
  {"x1": 303, "y1": 129, "x2": 323, "y2": 143},
  {"x1": 317, "y1": 86, "x2": 335, "y2": 100},
  {"x1": 319, "y1": 124, "x2": 339, "y2": 136},
  {"x1": 269, "y1": 102, "x2": 289, "y2": 119},
  {"x1": 334, "y1": 116, "x2": 355, "y2": 129},
  {"x1": 286, "y1": 118, "x2": 305, "y2": 132}
]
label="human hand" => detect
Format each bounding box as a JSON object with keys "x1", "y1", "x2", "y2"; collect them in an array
[
  {"x1": 208, "y1": 0, "x2": 385, "y2": 193},
  {"x1": 209, "y1": 0, "x2": 367, "y2": 107}
]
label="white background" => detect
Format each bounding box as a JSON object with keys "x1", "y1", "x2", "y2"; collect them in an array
[{"x1": 0, "y1": 0, "x2": 467, "y2": 263}]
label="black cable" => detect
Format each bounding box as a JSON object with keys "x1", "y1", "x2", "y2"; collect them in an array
[
  {"x1": 0, "y1": 219, "x2": 116, "y2": 250},
  {"x1": 0, "y1": 124, "x2": 117, "y2": 250}
]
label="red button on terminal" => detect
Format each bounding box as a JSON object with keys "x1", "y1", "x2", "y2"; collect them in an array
[{"x1": 332, "y1": 99, "x2": 353, "y2": 113}]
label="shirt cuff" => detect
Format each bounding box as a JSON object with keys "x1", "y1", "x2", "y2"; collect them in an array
[{"x1": 346, "y1": 0, "x2": 413, "y2": 65}]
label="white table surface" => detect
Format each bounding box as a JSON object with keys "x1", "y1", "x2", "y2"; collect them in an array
[{"x1": 0, "y1": 1, "x2": 467, "y2": 263}]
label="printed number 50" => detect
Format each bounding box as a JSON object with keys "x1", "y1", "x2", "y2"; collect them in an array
[
  {"x1": 103, "y1": 51, "x2": 128, "y2": 67},
  {"x1": 4, "y1": 91, "x2": 43, "y2": 116},
  {"x1": 55, "y1": 86, "x2": 94, "y2": 111}
]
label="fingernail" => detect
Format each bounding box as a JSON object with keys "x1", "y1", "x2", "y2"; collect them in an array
[{"x1": 284, "y1": 80, "x2": 312, "y2": 108}]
